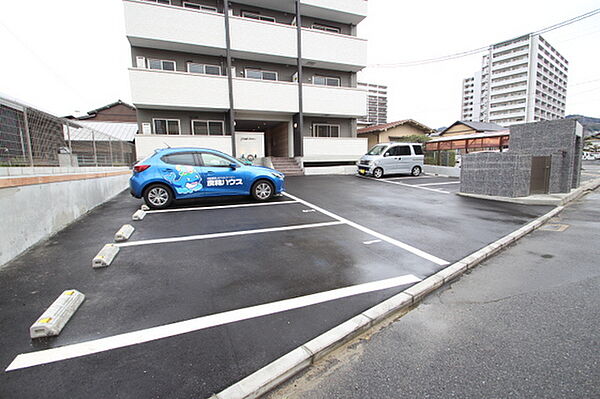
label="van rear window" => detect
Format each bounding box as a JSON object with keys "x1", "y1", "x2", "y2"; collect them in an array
[{"x1": 413, "y1": 145, "x2": 423, "y2": 155}]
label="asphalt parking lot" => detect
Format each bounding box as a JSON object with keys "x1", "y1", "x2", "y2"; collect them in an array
[{"x1": 0, "y1": 173, "x2": 552, "y2": 398}]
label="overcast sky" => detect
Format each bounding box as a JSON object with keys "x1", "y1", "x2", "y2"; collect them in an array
[{"x1": 1, "y1": 0, "x2": 599, "y2": 128}]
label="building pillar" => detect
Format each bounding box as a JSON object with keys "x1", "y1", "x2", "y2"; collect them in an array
[
  {"x1": 293, "y1": 0, "x2": 304, "y2": 157},
  {"x1": 223, "y1": 0, "x2": 236, "y2": 156}
]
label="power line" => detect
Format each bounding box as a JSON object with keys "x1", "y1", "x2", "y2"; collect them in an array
[{"x1": 369, "y1": 8, "x2": 600, "y2": 68}]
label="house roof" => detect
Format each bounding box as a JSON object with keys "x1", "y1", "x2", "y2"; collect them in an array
[
  {"x1": 66, "y1": 100, "x2": 136, "y2": 120},
  {"x1": 439, "y1": 120, "x2": 505, "y2": 135},
  {"x1": 67, "y1": 121, "x2": 138, "y2": 142},
  {"x1": 358, "y1": 119, "x2": 435, "y2": 135}
]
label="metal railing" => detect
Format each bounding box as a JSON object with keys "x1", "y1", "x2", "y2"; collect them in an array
[{"x1": 0, "y1": 98, "x2": 135, "y2": 168}]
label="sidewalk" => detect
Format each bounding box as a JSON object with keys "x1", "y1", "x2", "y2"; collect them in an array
[{"x1": 267, "y1": 190, "x2": 600, "y2": 398}]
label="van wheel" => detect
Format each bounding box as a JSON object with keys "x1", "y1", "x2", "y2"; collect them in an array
[
  {"x1": 373, "y1": 167, "x2": 384, "y2": 179},
  {"x1": 411, "y1": 166, "x2": 422, "y2": 176},
  {"x1": 251, "y1": 180, "x2": 274, "y2": 201}
]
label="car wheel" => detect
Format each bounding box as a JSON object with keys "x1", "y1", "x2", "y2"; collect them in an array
[
  {"x1": 144, "y1": 184, "x2": 173, "y2": 209},
  {"x1": 251, "y1": 180, "x2": 274, "y2": 201},
  {"x1": 411, "y1": 166, "x2": 422, "y2": 177},
  {"x1": 373, "y1": 167, "x2": 384, "y2": 179}
]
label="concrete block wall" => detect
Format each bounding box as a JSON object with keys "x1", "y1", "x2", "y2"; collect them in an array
[
  {"x1": 460, "y1": 119, "x2": 582, "y2": 198},
  {"x1": 0, "y1": 168, "x2": 130, "y2": 268}
]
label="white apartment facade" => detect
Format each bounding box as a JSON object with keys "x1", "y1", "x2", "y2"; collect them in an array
[
  {"x1": 357, "y1": 82, "x2": 387, "y2": 127},
  {"x1": 123, "y1": 0, "x2": 368, "y2": 163},
  {"x1": 461, "y1": 34, "x2": 568, "y2": 127}
]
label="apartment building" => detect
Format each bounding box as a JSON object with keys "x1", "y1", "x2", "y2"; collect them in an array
[
  {"x1": 357, "y1": 82, "x2": 387, "y2": 127},
  {"x1": 123, "y1": 0, "x2": 368, "y2": 166},
  {"x1": 461, "y1": 34, "x2": 568, "y2": 127}
]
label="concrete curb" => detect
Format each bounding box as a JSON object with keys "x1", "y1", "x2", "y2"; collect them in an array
[{"x1": 210, "y1": 186, "x2": 597, "y2": 399}]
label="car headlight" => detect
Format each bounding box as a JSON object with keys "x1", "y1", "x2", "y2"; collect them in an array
[{"x1": 271, "y1": 172, "x2": 285, "y2": 179}]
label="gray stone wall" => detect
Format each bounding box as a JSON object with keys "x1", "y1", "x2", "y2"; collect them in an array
[{"x1": 460, "y1": 119, "x2": 582, "y2": 197}]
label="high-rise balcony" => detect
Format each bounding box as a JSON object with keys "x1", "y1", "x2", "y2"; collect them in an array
[
  {"x1": 123, "y1": 0, "x2": 367, "y2": 71},
  {"x1": 129, "y1": 68, "x2": 230, "y2": 111},
  {"x1": 233, "y1": 0, "x2": 368, "y2": 24},
  {"x1": 129, "y1": 68, "x2": 366, "y2": 117}
]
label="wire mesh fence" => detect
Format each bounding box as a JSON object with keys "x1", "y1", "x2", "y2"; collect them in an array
[{"x1": 0, "y1": 97, "x2": 135, "y2": 167}]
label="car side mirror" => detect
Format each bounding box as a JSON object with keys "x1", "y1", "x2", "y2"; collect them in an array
[
  {"x1": 229, "y1": 163, "x2": 238, "y2": 169},
  {"x1": 383, "y1": 152, "x2": 389, "y2": 157}
]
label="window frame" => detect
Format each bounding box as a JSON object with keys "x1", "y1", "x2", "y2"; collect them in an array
[
  {"x1": 244, "y1": 68, "x2": 278, "y2": 81},
  {"x1": 199, "y1": 152, "x2": 240, "y2": 168},
  {"x1": 313, "y1": 75, "x2": 341, "y2": 87},
  {"x1": 191, "y1": 119, "x2": 226, "y2": 136},
  {"x1": 145, "y1": 0, "x2": 172, "y2": 4},
  {"x1": 241, "y1": 11, "x2": 276, "y2": 23},
  {"x1": 160, "y1": 152, "x2": 201, "y2": 166},
  {"x1": 183, "y1": 2, "x2": 217, "y2": 12},
  {"x1": 147, "y1": 58, "x2": 176, "y2": 71},
  {"x1": 152, "y1": 118, "x2": 181, "y2": 135},
  {"x1": 312, "y1": 123, "x2": 341, "y2": 138},
  {"x1": 187, "y1": 62, "x2": 222, "y2": 76},
  {"x1": 311, "y1": 23, "x2": 341, "y2": 34}
]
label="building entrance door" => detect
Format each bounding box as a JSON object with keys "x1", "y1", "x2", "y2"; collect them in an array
[{"x1": 530, "y1": 156, "x2": 551, "y2": 194}]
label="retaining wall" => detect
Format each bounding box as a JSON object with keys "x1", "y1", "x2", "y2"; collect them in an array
[{"x1": 0, "y1": 167, "x2": 130, "y2": 268}]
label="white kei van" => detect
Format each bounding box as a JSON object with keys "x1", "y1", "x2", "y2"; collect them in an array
[{"x1": 356, "y1": 142, "x2": 424, "y2": 178}]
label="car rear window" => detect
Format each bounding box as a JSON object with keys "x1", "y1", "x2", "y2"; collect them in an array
[
  {"x1": 413, "y1": 145, "x2": 423, "y2": 155},
  {"x1": 161, "y1": 153, "x2": 197, "y2": 166}
]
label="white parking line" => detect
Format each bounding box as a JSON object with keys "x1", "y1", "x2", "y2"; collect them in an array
[
  {"x1": 283, "y1": 192, "x2": 450, "y2": 266},
  {"x1": 363, "y1": 176, "x2": 451, "y2": 194},
  {"x1": 115, "y1": 221, "x2": 344, "y2": 248},
  {"x1": 384, "y1": 175, "x2": 436, "y2": 181},
  {"x1": 363, "y1": 239, "x2": 382, "y2": 245},
  {"x1": 6, "y1": 274, "x2": 421, "y2": 372},
  {"x1": 145, "y1": 200, "x2": 299, "y2": 214},
  {"x1": 414, "y1": 181, "x2": 460, "y2": 187}
]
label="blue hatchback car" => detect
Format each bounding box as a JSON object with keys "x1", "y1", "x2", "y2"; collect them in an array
[{"x1": 130, "y1": 147, "x2": 285, "y2": 209}]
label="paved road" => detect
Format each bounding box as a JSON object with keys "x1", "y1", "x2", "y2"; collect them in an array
[
  {"x1": 268, "y1": 190, "x2": 600, "y2": 399},
  {"x1": 581, "y1": 160, "x2": 600, "y2": 182},
  {"x1": 0, "y1": 175, "x2": 552, "y2": 398}
]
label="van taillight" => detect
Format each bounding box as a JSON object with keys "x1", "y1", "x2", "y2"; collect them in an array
[{"x1": 133, "y1": 165, "x2": 151, "y2": 173}]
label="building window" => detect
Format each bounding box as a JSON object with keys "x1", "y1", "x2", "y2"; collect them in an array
[
  {"x1": 144, "y1": 0, "x2": 172, "y2": 5},
  {"x1": 241, "y1": 11, "x2": 276, "y2": 23},
  {"x1": 192, "y1": 120, "x2": 225, "y2": 135},
  {"x1": 153, "y1": 119, "x2": 180, "y2": 135},
  {"x1": 183, "y1": 2, "x2": 217, "y2": 12},
  {"x1": 313, "y1": 124, "x2": 340, "y2": 138},
  {"x1": 245, "y1": 69, "x2": 278, "y2": 81},
  {"x1": 312, "y1": 23, "x2": 341, "y2": 34},
  {"x1": 187, "y1": 63, "x2": 221, "y2": 75},
  {"x1": 313, "y1": 76, "x2": 341, "y2": 87},
  {"x1": 148, "y1": 59, "x2": 176, "y2": 71}
]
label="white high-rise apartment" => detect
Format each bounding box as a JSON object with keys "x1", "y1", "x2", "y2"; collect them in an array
[
  {"x1": 123, "y1": 0, "x2": 368, "y2": 164},
  {"x1": 461, "y1": 34, "x2": 568, "y2": 127},
  {"x1": 357, "y1": 82, "x2": 388, "y2": 127}
]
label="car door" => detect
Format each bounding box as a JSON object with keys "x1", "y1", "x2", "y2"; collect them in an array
[
  {"x1": 198, "y1": 152, "x2": 246, "y2": 196},
  {"x1": 395, "y1": 145, "x2": 413, "y2": 173},
  {"x1": 159, "y1": 151, "x2": 205, "y2": 199},
  {"x1": 380, "y1": 146, "x2": 398, "y2": 173}
]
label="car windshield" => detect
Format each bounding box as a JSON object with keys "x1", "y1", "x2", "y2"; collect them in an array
[
  {"x1": 237, "y1": 158, "x2": 253, "y2": 165},
  {"x1": 367, "y1": 145, "x2": 388, "y2": 155}
]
